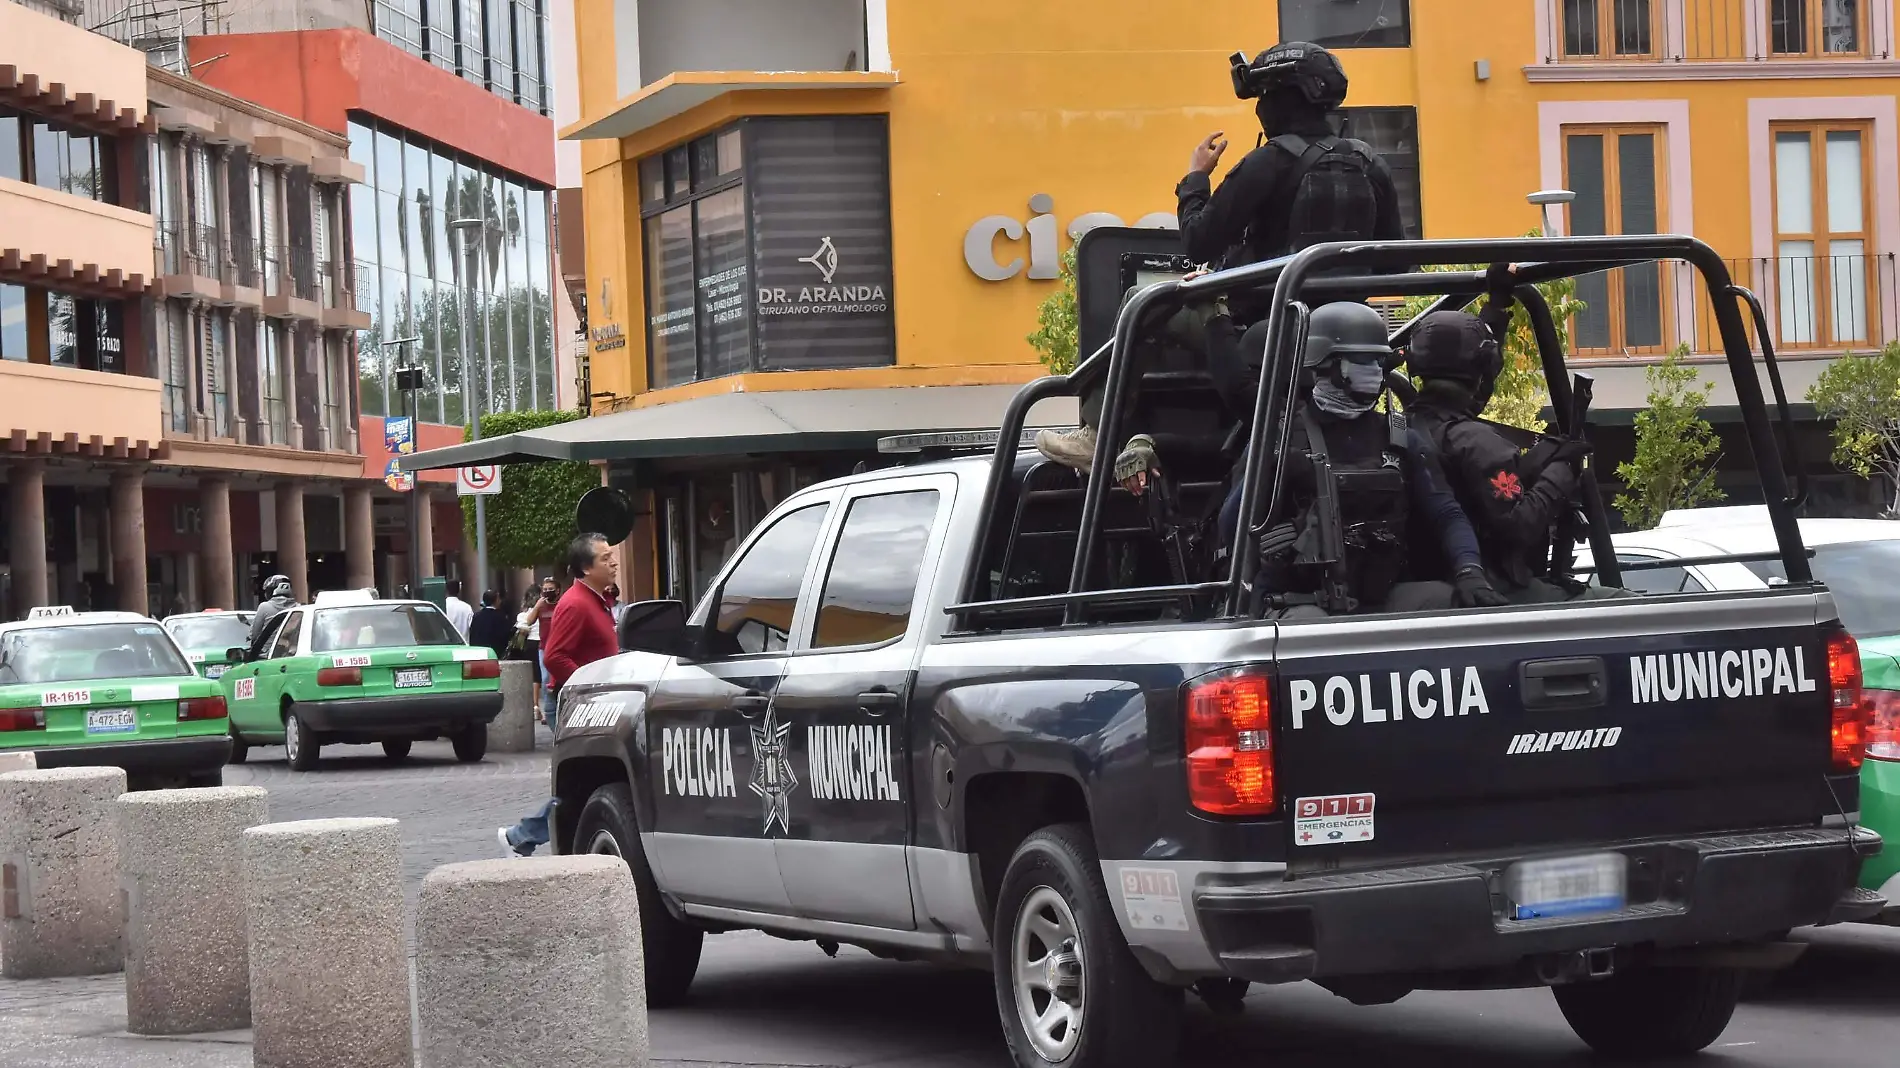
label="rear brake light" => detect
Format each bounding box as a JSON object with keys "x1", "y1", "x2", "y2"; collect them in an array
[
  {"x1": 178, "y1": 696, "x2": 227, "y2": 721},
  {"x1": 462, "y1": 658, "x2": 500, "y2": 680},
  {"x1": 1828, "y1": 629, "x2": 1872, "y2": 772},
  {"x1": 317, "y1": 666, "x2": 362, "y2": 686},
  {"x1": 1868, "y1": 689, "x2": 1900, "y2": 763},
  {"x1": 0, "y1": 707, "x2": 46, "y2": 732},
  {"x1": 1185, "y1": 669, "x2": 1276, "y2": 816}
]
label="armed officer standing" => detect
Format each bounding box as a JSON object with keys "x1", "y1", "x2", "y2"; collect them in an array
[{"x1": 1405, "y1": 291, "x2": 1609, "y2": 603}]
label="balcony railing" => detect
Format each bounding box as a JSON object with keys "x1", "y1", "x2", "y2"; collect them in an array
[
  {"x1": 1558, "y1": 252, "x2": 1898, "y2": 357},
  {"x1": 230, "y1": 234, "x2": 260, "y2": 289},
  {"x1": 1544, "y1": 0, "x2": 1892, "y2": 63},
  {"x1": 157, "y1": 223, "x2": 223, "y2": 281},
  {"x1": 286, "y1": 247, "x2": 318, "y2": 303}
]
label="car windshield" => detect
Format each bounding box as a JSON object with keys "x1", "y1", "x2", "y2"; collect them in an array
[
  {"x1": 1744, "y1": 540, "x2": 1900, "y2": 639},
  {"x1": 0, "y1": 623, "x2": 193, "y2": 685},
  {"x1": 311, "y1": 604, "x2": 462, "y2": 652},
  {"x1": 167, "y1": 614, "x2": 254, "y2": 649}
]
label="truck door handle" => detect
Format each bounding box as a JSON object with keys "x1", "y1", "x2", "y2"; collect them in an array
[
  {"x1": 858, "y1": 690, "x2": 901, "y2": 716},
  {"x1": 733, "y1": 693, "x2": 769, "y2": 718},
  {"x1": 1519, "y1": 656, "x2": 1606, "y2": 712}
]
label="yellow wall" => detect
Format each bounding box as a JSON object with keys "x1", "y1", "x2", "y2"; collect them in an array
[{"x1": 572, "y1": 0, "x2": 1900, "y2": 408}]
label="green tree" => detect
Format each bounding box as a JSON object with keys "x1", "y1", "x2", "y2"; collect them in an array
[
  {"x1": 1613, "y1": 344, "x2": 1725, "y2": 528},
  {"x1": 1026, "y1": 248, "x2": 1080, "y2": 374},
  {"x1": 1807, "y1": 340, "x2": 1900, "y2": 517},
  {"x1": 460, "y1": 409, "x2": 602, "y2": 570}
]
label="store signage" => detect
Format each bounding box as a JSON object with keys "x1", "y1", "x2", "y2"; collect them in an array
[
  {"x1": 964, "y1": 193, "x2": 1179, "y2": 282},
  {"x1": 383, "y1": 416, "x2": 414, "y2": 455},
  {"x1": 172, "y1": 504, "x2": 202, "y2": 536},
  {"x1": 384, "y1": 458, "x2": 414, "y2": 492},
  {"x1": 757, "y1": 237, "x2": 889, "y2": 316},
  {"x1": 590, "y1": 322, "x2": 627, "y2": 351}
]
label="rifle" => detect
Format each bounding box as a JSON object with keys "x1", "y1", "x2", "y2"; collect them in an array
[{"x1": 1547, "y1": 371, "x2": 1595, "y2": 585}]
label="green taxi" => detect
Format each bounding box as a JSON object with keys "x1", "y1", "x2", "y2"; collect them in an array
[
  {"x1": 161, "y1": 610, "x2": 255, "y2": 680},
  {"x1": 220, "y1": 591, "x2": 503, "y2": 770},
  {"x1": 0, "y1": 607, "x2": 229, "y2": 788}
]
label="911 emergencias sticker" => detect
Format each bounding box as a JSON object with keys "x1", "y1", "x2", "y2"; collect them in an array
[{"x1": 1294, "y1": 793, "x2": 1375, "y2": 846}]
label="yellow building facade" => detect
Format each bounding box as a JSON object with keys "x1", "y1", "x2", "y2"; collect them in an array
[{"x1": 556, "y1": 0, "x2": 1900, "y2": 596}]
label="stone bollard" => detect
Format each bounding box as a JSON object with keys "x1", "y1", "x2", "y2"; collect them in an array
[
  {"x1": 417, "y1": 855, "x2": 647, "y2": 1067},
  {"x1": 0, "y1": 751, "x2": 35, "y2": 774},
  {"x1": 0, "y1": 766, "x2": 126, "y2": 978},
  {"x1": 488, "y1": 659, "x2": 535, "y2": 753},
  {"x1": 118, "y1": 786, "x2": 269, "y2": 1034},
  {"x1": 243, "y1": 817, "x2": 412, "y2": 1068}
]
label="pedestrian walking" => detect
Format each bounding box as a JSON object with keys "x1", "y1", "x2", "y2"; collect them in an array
[
  {"x1": 443, "y1": 579, "x2": 474, "y2": 638},
  {"x1": 466, "y1": 589, "x2": 512, "y2": 660}
]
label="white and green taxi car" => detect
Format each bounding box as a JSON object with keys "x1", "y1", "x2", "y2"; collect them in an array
[
  {"x1": 0, "y1": 607, "x2": 229, "y2": 788},
  {"x1": 161, "y1": 609, "x2": 255, "y2": 680},
  {"x1": 219, "y1": 591, "x2": 503, "y2": 770}
]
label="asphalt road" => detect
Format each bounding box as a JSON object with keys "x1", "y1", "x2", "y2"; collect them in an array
[{"x1": 4, "y1": 739, "x2": 1899, "y2": 1067}]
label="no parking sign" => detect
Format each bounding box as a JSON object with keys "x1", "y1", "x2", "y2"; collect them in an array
[{"x1": 456, "y1": 465, "x2": 501, "y2": 496}]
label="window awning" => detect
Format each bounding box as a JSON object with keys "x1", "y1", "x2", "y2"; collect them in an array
[
  {"x1": 398, "y1": 384, "x2": 1077, "y2": 472},
  {"x1": 560, "y1": 70, "x2": 899, "y2": 143}
]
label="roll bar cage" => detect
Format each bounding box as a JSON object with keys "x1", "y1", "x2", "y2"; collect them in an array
[{"x1": 949, "y1": 234, "x2": 1810, "y2": 630}]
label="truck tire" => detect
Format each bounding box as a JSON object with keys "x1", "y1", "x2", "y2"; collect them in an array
[
  {"x1": 1553, "y1": 965, "x2": 1743, "y2": 1058},
  {"x1": 993, "y1": 823, "x2": 1181, "y2": 1068},
  {"x1": 284, "y1": 707, "x2": 320, "y2": 771},
  {"x1": 450, "y1": 723, "x2": 487, "y2": 763},
  {"x1": 382, "y1": 739, "x2": 413, "y2": 762},
  {"x1": 573, "y1": 782, "x2": 703, "y2": 1006}
]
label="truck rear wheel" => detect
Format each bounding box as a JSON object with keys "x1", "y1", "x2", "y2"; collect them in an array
[
  {"x1": 992, "y1": 823, "x2": 1180, "y2": 1068},
  {"x1": 573, "y1": 782, "x2": 703, "y2": 1006},
  {"x1": 1553, "y1": 965, "x2": 1742, "y2": 1058}
]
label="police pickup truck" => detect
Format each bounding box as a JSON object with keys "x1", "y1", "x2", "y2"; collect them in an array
[{"x1": 547, "y1": 234, "x2": 1882, "y2": 1067}]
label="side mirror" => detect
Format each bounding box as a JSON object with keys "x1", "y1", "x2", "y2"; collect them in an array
[
  {"x1": 617, "y1": 600, "x2": 697, "y2": 657},
  {"x1": 225, "y1": 647, "x2": 248, "y2": 664}
]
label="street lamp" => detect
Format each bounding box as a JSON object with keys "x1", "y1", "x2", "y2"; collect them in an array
[
  {"x1": 1527, "y1": 189, "x2": 1576, "y2": 238},
  {"x1": 447, "y1": 216, "x2": 489, "y2": 594},
  {"x1": 384, "y1": 334, "x2": 424, "y2": 596}
]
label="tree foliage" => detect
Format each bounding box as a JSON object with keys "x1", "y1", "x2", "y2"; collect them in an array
[
  {"x1": 459, "y1": 409, "x2": 601, "y2": 570},
  {"x1": 1807, "y1": 341, "x2": 1900, "y2": 517},
  {"x1": 1613, "y1": 344, "x2": 1725, "y2": 528},
  {"x1": 1026, "y1": 248, "x2": 1080, "y2": 374}
]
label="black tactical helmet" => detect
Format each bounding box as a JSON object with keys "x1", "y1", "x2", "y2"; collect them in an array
[
  {"x1": 1302, "y1": 302, "x2": 1393, "y2": 370},
  {"x1": 1405, "y1": 311, "x2": 1503, "y2": 384},
  {"x1": 262, "y1": 574, "x2": 293, "y2": 600},
  {"x1": 1230, "y1": 42, "x2": 1349, "y2": 109}
]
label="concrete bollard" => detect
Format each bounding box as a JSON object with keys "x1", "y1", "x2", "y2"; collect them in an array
[
  {"x1": 0, "y1": 766, "x2": 127, "y2": 978},
  {"x1": 0, "y1": 751, "x2": 35, "y2": 774},
  {"x1": 417, "y1": 855, "x2": 647, "y2": 1067},
  {"x1": 243, "y1": 817, "x2": 412, "y2": 1068},
  {"x1": 488, "y1": 659, "x2": 535, "y2": 753},
  {"x1": 118, "y1": 786, "x2": 269, "y2": 1034}
]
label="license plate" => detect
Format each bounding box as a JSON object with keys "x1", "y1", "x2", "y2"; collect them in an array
[
  {"x1": 393, "y1": 667, "x2": 432, "y2": 689},
  {"x1": 205, "y1": 664, "x2": 228, "y2": 679},
  {"x1": 85, "y1": 708, "x2": 138, "y2": 735},
  {"x1": 1506, "y1": 853, "x2": 1627, "y2": 920}
]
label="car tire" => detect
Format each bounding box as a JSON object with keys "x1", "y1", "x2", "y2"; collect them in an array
[
  {"x1": 284, "y1": 707, "x2": 320, "y2": 771},
  {"x1": 450, "y1": 723, "x2": 487, "y2": 763},
  {"x1": 992, "y1": 823, "x2": 1182, "y2": 1068},
  {"x1": 227, "y1": 728, "x2": 249, "y2": 765},
  {"x1": 382, "y1": 739, "x2": 413, "y2": 762},
  {"x1": 1553, "y1": 965, "x2": 1743, "y2": 1058},
  {"x1": 573, "y1": 782, "x2": 703, "y2": 1006},
  {"x1": 185, "y1": 769, "x2": 223, "y2": 789}
]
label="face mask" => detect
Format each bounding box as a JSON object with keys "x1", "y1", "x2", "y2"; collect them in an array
[{"x1": 1311, "y1": 357, "x2": 1385, "y2": 417}]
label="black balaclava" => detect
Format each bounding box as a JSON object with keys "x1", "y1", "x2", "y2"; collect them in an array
[{"x1": 1256, "y1": 89, "x2": 1326, "y2": 142}]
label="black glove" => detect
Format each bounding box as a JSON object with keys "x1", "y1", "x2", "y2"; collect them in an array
[
  {"x1": 1454, "y1": 565, "x2": 1510, "y2": 608},
  {"x1": 1485, "y1": 262, "x2": 1519, "y2": 304},
  {"x1": 1547, "y1": 438, "x2": 1594, "y2": 471}
]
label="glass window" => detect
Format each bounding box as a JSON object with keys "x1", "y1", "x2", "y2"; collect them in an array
[
  {"x1": 269, "y1": 611, "x2": 302, "y2": 658},
  {"x1": 1744, "y1": 540, "x2": 1900, "y2": 636},
  {"x1": 711, "y1": 503, "x2": 829, "y2": 656},
  {"x1": 1772, "y1": 123, "x2": 1871, "y2": 348},
  {"x1": 0, "y1": 110, "x2": 22, "y2": 181},
  {"x1": 0, "y1": 285, "x2": 25, "y2": 361},
  {"x1": 812, "y1": 491, "x2": 939, "y2": 648},
  {"x1": 646, "y1": 206, "x2": 697, "y2": 388},
  {"x1": 1565, "y1": 126, "x2": 1666, "y2": 354},
  {"x1": 31, "y1": 121, "x2": 64, "y2": 193},
  {"x1": 666, "y1": 146, "x2": 690, "y2": 199},
  {"x1": 165, "y1": 613, "x2": 253, "y2": 650},
  {"x1": 1773, "y1": 0, "x2": 1864, "y2": 56},
  {"x1": 1562, "y1": 0, "x2": 1655, "y2": 58},
  {"x1": 1339, "y1": 107, "x2": 1422, "y2": 238},
  {"x1": 694, "y1": 187, "x2": 749, "y2": 377},
  {"x1": 640, "y1": 156, "x2": 665, "y2": 207},
  {"x1": 0, "y1": 623, "x2": 193, "y2": 685},
  {"x1": 312, "y1": 603, "x2": 463, "y2": 651},
  {"x1": 48, "y1": 291, "x2": 78, "y2": 366},
  {"x1": 1278, "y1": 0, "x2": 1410, "y2": 48}
]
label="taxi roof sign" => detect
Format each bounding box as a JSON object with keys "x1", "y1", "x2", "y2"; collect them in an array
[
  {"x1": 26, "y1": 606, "x2": 75, "y2": 619},
  {"x1": 313, "y1": 589, "x2": 379, "y2": 606}
]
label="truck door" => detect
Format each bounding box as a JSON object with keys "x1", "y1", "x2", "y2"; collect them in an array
[
  {"x1": 773, "y1": 478, "x2": 952, "y2": 930},
  {"x1": 644, "y1": 498, "x2": 835, "y2": 916}
]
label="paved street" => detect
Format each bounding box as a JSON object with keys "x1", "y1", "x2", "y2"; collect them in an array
[{"x1": 4, "y1": 740, "x2": 1900, "y2": 1067}]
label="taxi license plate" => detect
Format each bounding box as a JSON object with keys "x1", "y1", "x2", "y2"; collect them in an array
[
  {"x1": 1506, "y1": 853, "x2": 1627, "y2": 920},
  {"x1": 205, "y1": 664, "x2": 228, "y2": 679},
  {"x1": 393, "y1": 668, "x2": 432, "y2": 689},
  {"x1": 85, "y1": 708, "x2": 138, "y2": 735}
]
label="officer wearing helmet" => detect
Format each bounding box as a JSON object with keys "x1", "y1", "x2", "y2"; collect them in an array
[
  {"x1": 1405, "y1": 285, "x2": 1602, "y2": 603},
  {"x1": 1206, "y1": 301, "x2": 1505, "y2": 614},
  {"x1": 245, "y1": 573, "x2": 298, "y2": 654},
  {"x1": 1177, "y1": 43, "x2": 1406, "y2": 286}
]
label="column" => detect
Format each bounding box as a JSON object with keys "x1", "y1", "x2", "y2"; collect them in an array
[
  {"x1": 275, "y1": 479, "x2": 308, "y2": 603},
  {"x1": 109, "y1": 467, "x2": 149, "y2": 615},
  {"x1": 8, "y1": 460, "x2": 48, "y2": 615},
  {"x1": 414, "y1": 487, "x2": 436, "y2": 581},
  {"x1": 200, "y1": 476, "x2": 235, "y2": 610},
  {"x1": 343, "y1": 483, "x2": 374, "y2": 592}
]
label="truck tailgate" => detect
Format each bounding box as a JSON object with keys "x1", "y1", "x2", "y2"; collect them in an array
[{"x1": 1270, "y1": 590, "x2": 1844, "y2": 865}]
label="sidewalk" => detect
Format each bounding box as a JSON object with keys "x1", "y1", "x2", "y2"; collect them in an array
[{"x1": 0, "y1": 974, "x2": 250, "y2": 1068}]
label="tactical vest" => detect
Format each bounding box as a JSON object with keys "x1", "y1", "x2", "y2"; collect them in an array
[{"x1": 1257, "y1": 405, "x2": 1409, "y2": 613}]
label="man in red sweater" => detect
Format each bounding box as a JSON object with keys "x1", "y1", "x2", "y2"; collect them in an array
[{"x1": 499, "y1": 532, "x2": 619, "y2": 857}]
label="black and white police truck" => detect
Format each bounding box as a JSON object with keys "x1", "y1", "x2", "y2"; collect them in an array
[{"x1": 549, "y1": 233, "x2": 1882, "y2": 1067}]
